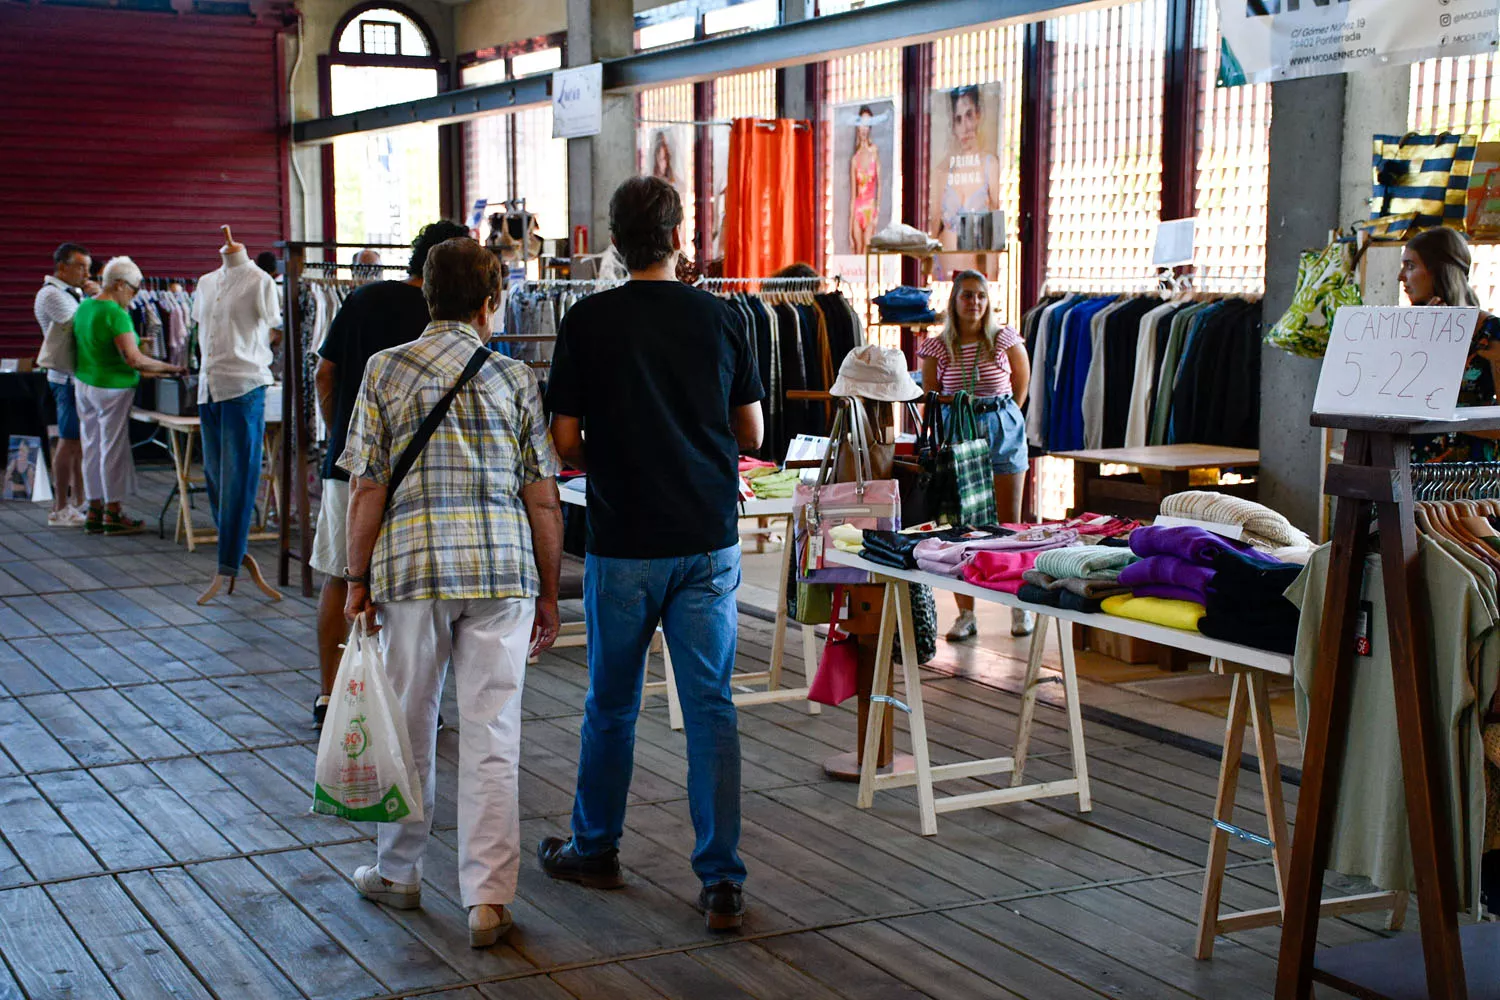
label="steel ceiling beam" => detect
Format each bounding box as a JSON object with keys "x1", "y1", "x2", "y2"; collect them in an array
[{"x1": 294, "y1": 0, "x2": 1123, "y2": 145}]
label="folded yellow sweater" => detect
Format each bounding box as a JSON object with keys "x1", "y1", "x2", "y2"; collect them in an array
[{"x1": 1101, "y1": 594, "x2": 1205, "y2": 632}]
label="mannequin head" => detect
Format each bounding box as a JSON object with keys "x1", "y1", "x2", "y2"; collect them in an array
[
  {"x1": 219, "y1": 224, "x2": 244, "y2": 257},
  {"x1": 422, "y1": 237, "x2": 501, "y2": 328}
]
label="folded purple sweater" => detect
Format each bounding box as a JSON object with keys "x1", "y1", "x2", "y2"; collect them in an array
[
  {"x1": 1128, "y1": 525, "x2": 1282, "y2": 568},
  {"x1": 1118, "y1": 555, "x2": 1215, "y2": 605}
]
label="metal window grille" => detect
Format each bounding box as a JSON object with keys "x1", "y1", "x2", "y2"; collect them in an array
[
  {"x1": 1044, "y1": 0, "x2": 1168, "y2": 288},
  {"x1": 1411, "y1": 54, "x2": 1500, "y2": 304},
  {"x1": 639, "y1": 84, "x2": 698, "y2": 260},
  {"x1": 1192, "y1": 0, "x2": 1269, "y2": 291},
  {"x1": 360, "y1": 20, "x2": 400, "y2": 56}
]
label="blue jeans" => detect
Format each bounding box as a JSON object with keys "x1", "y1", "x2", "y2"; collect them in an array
[
  {"x1": 199, "y1": 386, "x2": 265, "y2": 577},
  {"x1": 571, "y1": 544, "x2": 746, "y2": 886}
]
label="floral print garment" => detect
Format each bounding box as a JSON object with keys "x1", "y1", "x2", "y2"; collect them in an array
[{"x1": 1412, "y1": 315, "x2": 1500, "y2": 464}]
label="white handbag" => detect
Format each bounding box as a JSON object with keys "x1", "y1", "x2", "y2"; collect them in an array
[{"x1": 36, "y1": 318, "x2": 74, "y2": 374}]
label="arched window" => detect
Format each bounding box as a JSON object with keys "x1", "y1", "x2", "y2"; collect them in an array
[{"x1": 325, "y1": 5, "x2": 444, "y2": 251}]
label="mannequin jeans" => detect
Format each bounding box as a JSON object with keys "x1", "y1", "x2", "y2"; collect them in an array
[
  {"x1": 570, "y1": 545, "x2": 747, "y2": 886},
  {"x1": 199, "y1": 386, "x2": 265, "y2": 577}
]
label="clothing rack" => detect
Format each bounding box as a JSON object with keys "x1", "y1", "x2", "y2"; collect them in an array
[
  {"x1": 1411, "y1": 460, "x2": 1500, "y2": 501},
  {"x1": 696, "y1": 276, "x2": 837, "y2": 292},
  {"x1": 1277, "y1": 409, "x2": 1500, "y2": 999},
  {"x1": 274, "y1": 240, "x2": 414, "y2": 596}
]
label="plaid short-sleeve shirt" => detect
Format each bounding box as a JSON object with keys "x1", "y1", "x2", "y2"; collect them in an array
[{"x1": 338, "y1": 321, "x2": 561, "y2": 603}]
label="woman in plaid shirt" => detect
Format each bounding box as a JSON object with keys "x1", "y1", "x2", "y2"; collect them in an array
[{"x1": 338, "y1": 237, "x2": 564, "y2": 949}]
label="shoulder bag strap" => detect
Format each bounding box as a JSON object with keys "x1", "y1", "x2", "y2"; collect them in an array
[{"x1": 384, "y1": 346, "x2": 491, "y2": 510}]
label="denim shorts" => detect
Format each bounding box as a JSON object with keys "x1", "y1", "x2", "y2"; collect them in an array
[
  {"x1": 49, "y1": 380, "x2": 79, "y2": 440},
  {"x1": 944, "y1": 395, "x2": 1029, "y2": 476}
]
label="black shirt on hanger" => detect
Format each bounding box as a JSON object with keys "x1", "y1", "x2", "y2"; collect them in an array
[
  {"x1": 547, "y1": 280, "x2": 765, "y2": 559},
  {"x1": 318, "y1": 280, "x2": 431, "y2": 481}
]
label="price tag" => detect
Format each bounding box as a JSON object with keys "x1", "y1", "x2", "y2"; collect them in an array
[{"x1": 1312, "y1": 306, "x2": 1478, "y2": 419}]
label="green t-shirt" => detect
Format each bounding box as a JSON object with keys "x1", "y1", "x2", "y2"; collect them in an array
[{"x1": 73, "y1": 297, "x2": 139, "y2": 389}]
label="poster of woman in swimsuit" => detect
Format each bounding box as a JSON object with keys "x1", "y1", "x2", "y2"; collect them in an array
[
  {"x1": 928, "y1": 83, "x2": 1004, "y2": 277},
  {"x1": 831, "y1": 99, "x2": 895, "y2": 257},
  {"x1": 639, "y1": 125, "x2": 690, "y2": 208}
]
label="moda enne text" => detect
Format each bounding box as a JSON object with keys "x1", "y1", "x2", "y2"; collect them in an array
[{"x1": 1338, "y1": 307, "x2": 1476, "y2": 344}]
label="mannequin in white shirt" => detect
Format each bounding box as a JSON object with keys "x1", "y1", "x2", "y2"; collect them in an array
[{"x1": 195, "y1": 225, "x2": 283, "y2": 606}]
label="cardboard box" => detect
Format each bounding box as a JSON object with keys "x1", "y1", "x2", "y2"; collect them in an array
[{"x1": 1081, "y1": 626, "x2": 1158, "y2": 665}]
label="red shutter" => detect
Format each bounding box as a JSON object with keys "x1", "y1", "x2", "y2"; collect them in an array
[{"x1": 0, "y1": 7, "x2": 287, "y2": 355}]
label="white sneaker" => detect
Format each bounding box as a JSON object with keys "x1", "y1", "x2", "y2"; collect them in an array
[
  {"x1": 1011, "y1": 608, "x2": 1037, "y2": 637},
  {"x1": 945, "y1": 610, "x2": 978, "y2": 642},
  {"x1": 47, "y1": 506, "x2": 85, "y2": 527},
  {"x1": 469, "y1": 904, "x2": 514, "y2": 948},
  {"x1": 352, "y1": 865, "x2": 421, "y2": 909}
]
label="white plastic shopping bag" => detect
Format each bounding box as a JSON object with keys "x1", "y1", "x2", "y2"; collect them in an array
[{"x1": 311, "y1": 622, "x2": 424, "y2": 823}]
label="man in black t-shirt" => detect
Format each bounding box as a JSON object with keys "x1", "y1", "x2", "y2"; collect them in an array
[
  {"x1": 538, "y1": 177, "x2": 764, "y2": 932},
  {"x1": 309, "y1": 220, "x2": 470, "y2": 725}
]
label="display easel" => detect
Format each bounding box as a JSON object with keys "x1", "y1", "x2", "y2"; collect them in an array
[
  {"x1": 274, "y1": 241, "x2": 414, "y2": 596},
  {"x1": 1275, "y1": 408, "x2": 1500, "y2": 1000}
]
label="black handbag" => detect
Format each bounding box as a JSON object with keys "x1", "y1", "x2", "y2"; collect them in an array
[{"x1": 892, "y1": 392, "x2": 944, "y2": 526}]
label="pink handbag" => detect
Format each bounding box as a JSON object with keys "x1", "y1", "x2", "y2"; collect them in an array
[
  {"x1": 793, "y1": 399, "x2": 901, "y2": 585},
  {"x1": 808, "y1": 587, "x2": 859, "y2": 705}
]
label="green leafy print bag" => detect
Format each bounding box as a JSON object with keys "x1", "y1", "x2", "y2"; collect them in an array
[{"x1": 1265, "y1": 238, "x2": 1364, "y2": 359}]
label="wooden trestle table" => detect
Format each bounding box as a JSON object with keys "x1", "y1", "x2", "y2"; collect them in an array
[{"x1": 824, "y1": 549, "x2": 1405, "y2": 960}]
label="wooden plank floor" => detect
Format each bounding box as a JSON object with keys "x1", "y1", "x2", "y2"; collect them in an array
[{"x1": 0, "y1": 470, "x2": 1393, "y2": 1000}]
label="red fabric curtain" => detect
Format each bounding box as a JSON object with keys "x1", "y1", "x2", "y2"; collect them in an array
[{"x1": 724, "y1": 118, "x2": 816, "y2": 278}]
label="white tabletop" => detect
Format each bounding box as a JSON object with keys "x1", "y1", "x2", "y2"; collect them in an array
[
  {"x1": 825, "y1": 549, "x2": 1293, "y2": 675},
  {"x1": 558, "y1": 480, "x2": 794, "y2": 518}
]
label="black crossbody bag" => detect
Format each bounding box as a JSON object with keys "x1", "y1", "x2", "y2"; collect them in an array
[{"x1": 383, "y1": 346, "x2": 492, "y2": 508}]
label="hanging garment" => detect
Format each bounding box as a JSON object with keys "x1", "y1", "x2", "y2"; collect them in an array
[
  {"x1": 1288, "y1": 540, "x2": 1499, "y2": 910},
  {"x1": 724, "y1": 118, "x2": 817, "y2": 278}
]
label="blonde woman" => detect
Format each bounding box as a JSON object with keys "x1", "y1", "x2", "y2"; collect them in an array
[{"x1": 917, "y1": 270, "x2": 1033, "y2": 639}]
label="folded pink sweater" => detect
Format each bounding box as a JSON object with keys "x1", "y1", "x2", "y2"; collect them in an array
[{"x1": 961, "y1": 550, "x2": 1042, "y2": 594}]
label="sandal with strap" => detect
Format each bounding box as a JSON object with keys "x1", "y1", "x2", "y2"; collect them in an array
[
  {"x1": 84, "y1": 508, "x2": 105, "y2": 535},
  {"x1": 102, "y1": 509, "x2": 145, "y2": 535}
]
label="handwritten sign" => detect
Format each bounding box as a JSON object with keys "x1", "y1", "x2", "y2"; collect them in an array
[
  {"x1": 552, "y1": 63, "x2": 603, "y2": 139},
  {"x1": 1311, "y1": 306, "x2": 1479, "y2": 418}
]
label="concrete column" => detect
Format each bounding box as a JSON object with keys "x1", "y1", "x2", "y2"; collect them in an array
[
  {"x1": 1258, "y1": 66, "x2": 1409, "y2": 533},
  {"x1": 567, "y1": 0, "x2": 635, "y2": 247},
  {"x1": 777, "y1": 0, "x2": 815, "y2": 120}
]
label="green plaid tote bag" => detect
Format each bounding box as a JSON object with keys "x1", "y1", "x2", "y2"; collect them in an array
[{"x1": 938, "y1": 391, "x2": 997, "y2": 527}]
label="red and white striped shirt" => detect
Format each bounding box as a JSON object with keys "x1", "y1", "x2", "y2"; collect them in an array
[{"x1": 917, "y1": 327, "x2": 1023, "y2": 396}]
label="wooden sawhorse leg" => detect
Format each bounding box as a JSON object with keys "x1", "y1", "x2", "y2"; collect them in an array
[
  {"x1": 1195, "y1": 663, "x2": 1406, "y2": 959},
  {"x1": 168, "y1": 426, "x2": 199, "y2": 551},
  {"x1": 857, "y1": 591, "x2": 1092, "y2": 836}
]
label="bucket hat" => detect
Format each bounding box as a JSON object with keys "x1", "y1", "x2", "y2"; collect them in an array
[{"x1": 829, "y1": 344, "x2": 921, "y2": 402}]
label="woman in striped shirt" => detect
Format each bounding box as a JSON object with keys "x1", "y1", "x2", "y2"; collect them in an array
[{"x1": 917, "y1": 270, "x2": 1033, "y2": 639}]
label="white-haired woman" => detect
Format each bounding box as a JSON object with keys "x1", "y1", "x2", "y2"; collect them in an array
[
  {"x1": 73, "y1": 256, "x2": 184, "y2": 535},
  {"x1": 917, "y1": 269, "x2": 1033, "y2": 639}
]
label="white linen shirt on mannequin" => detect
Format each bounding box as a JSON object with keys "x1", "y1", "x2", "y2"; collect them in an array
[{"x1": 194, "y1": 248, "x2": 282, "y2": 404}]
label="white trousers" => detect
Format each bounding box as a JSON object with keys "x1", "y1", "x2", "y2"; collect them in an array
[
  {"x1": 74, "y1": 383, "x2": 136, "y2": 503},
  {"x1": 375, "y1": 596, "x2": 533, "y2": 907}
]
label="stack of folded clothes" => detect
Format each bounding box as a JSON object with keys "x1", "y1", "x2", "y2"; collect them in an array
[
  {"x1": 869, "y1": 222, "x2": 942, "y2": 253},
  {"x1": 1017, "y1": 544, "x2": 1138, "y2": 612},
  {"x1": 872, "y1": 286, "x2": 939, "y2": 325},
  {"x1": 1102, "y1": 525, "x2": 1301, "y2": 645},
  {"x1": 962, "y1": 550, "x2": 1042, "y2": 594},
  {"x1": 917, "y1": 525, "x2": 1079, "y2": 577},
  {"x1": 1198, "y1": 544, "x2": 1302, "y2": 652},
  {"x1": 749, "y1": 468, "x2": 800, "y2": 498},
  {"x1": 1158, "y1": 491, "x2": 1315, "y2": 561},
  {"x1": 861, "y1": 524, "x2": 1011, "y2": 571}
]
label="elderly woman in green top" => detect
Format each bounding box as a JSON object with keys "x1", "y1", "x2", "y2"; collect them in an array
[{"x1": 72, "y1": 256, "x2": 183, "y2": 535}]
